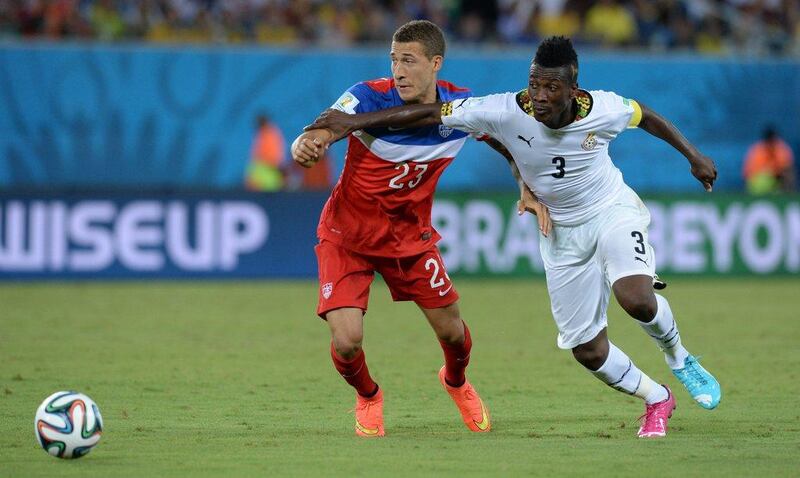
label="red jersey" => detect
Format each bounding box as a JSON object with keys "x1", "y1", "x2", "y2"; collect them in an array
[{"x1": 317, "y1": 78, "x2": 472, "y2": 257}]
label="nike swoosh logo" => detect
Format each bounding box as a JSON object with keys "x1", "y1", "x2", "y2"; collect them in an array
[
  {"x1": 438, "y1": 285, "x2": 453, "y2": 297},
  {"x1": 355, "y1": 419, "x2": 380, "y2": 436},
  {"x1": 473, "y1": 400, "x2": 490, "y2": 431},
  {"x1": 387, "y1": 126, "x2": 405, "y2": 131}
]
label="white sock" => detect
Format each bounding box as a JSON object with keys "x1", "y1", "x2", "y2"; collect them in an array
[
  {"x1": 592, "y1": 342, "x2": 668, "y2": 405},
  {"x1": 640, "y1": 294, "x2": 690, "y2": 370}
]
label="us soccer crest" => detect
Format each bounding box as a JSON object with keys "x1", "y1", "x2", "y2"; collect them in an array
[
  {"x1": 581, "y1": 132, "x2": 597, "y2": 151},
  {"x1": 321, "y1": 282, "x2": 333, "y2": 299},
  {"x1": 439, "y1": 125, "x2": 453, "y2": 138}
]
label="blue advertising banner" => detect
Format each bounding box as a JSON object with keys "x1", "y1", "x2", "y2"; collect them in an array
[
  {"x1": 2, "y1": 192, "x2": 798, "y2": 280},
  {"x1": 0, "y1": 192, "x2": 327, "y2": 279}
]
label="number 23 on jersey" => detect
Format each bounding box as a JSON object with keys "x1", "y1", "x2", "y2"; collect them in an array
[{"x1": 389, "y1": 162, "x2": 428, "y2": 189}]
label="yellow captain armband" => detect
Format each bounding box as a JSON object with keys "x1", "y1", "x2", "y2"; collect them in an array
[{"x1": 627, "y1": 99, "x2": 642, "y2": 128}]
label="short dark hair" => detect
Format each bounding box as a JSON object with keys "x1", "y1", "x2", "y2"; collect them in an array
[
  {"x1": 393, "y1": 20, "x2": 446, "y2": 59},
  {"x1": 534, "y1": 36, "x2": 579, "y2": 83}
]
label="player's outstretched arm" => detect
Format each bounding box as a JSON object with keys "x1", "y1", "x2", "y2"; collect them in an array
[
  {"x1": 291, "y1": 128, "x2": 333, "y2": 168},
  {"x1": 304, "y1": 104, "x2": 443, "y2": 141},
  {"x1": 483, "y1": 137, "x2": 551, "y2": 236},
  {"x1": 637, "y1": 102, "x2": 718, "y2": 191}
]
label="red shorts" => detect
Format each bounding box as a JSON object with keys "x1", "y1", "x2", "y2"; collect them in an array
[{"x1": 314, "y1": 240, "x2": 459, "y2": 318}]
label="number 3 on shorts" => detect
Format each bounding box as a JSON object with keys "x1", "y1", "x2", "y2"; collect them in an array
[
  {"x1": 631, "y1": 231, "x2": 646, "y2": 255},
  {"x1": 425, "y1": 257, "x2": 449, "y2": 289}
]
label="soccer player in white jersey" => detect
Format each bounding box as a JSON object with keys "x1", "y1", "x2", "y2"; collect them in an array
[{"x1": 306, "y1": 36, "x2": 722, "y2": 438}]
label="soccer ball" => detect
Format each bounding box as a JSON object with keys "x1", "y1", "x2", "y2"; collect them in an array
[{"x1": 34, "y1": 391, "x2": 103, "y2": 459}]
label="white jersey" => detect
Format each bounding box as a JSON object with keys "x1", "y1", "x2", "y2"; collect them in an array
[{"x1": 441, "y1": 89, "x2": 641, "y2": 225}]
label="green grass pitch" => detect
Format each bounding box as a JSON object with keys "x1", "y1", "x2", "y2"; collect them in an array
[{"x1": 2, "y1": 278, "x2": 799, "y2": 477}]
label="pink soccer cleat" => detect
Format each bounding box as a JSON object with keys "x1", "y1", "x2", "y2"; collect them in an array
[{"x1": 637, "y1": 386, "x2": 676, "y2": 438}]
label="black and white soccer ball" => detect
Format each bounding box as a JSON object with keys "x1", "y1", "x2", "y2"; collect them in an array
[{"x1": 34, "y1": 391, "x2": 103, "y2": 459}]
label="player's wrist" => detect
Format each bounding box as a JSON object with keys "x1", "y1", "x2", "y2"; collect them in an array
[{"x1": 685, "y1": 149, "x2": 704, "y2": 164}]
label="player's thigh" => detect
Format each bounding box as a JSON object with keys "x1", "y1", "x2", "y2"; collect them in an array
[
  {"x1": 315, "y1": 240, "x2": 375, "y2": 319},
  {"x1": 545, "y1": 259, "x2": 611, "y2": 350},
  {"x1": 378, "y1": 247, "x2": 459, "y2": 310},
  {"x1": 598, "y1": 217, "x2": 656, "y2": 286}
]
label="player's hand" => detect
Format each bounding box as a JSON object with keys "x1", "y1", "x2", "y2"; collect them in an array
[
  {"x1": 517, "y1": 187, "x2": 551, "y2": 237},
  {"x1": 291, "y1": 134, "x2": 327, "y2": 168},
  {"x1": 689, "y1": 153, "x2": 717, "y2": 192},
  {"x1": 304, "y1": 109, "x2": 356, "y2": 141}
]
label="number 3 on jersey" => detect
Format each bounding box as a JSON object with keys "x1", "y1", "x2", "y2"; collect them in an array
[
  {"x1": 389, "y1": 162, "x2": 428, "y2": 189},
  {"x1": 551, "y1": 156, "x2": 566, "y2": 178}
]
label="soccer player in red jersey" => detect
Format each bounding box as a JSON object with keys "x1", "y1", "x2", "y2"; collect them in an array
[{"x1": 292, "y1": 20, "x2": 548, "y2": 438}]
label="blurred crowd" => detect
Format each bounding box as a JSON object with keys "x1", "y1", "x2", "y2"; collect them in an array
[{"x1": 1, "y1": 0, "x2": 798, "y2": 56}]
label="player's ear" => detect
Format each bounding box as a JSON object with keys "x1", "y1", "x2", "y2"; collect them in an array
[{"x1": 431, "y1": 55, "x2": 443, "y2": 72}]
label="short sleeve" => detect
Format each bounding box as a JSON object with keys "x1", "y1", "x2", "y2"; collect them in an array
[
  {"x1": 330, "y1": 83, "x2": 380, "y2": 115},
  {"x1": 591, "y1": 90, "x2": 639, "y2": 136},
  {"x1": 440, "y1": 95, "x2": 503, "y2": 136}
]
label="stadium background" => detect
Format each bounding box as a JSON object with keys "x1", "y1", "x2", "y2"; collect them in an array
[
  {"x1": 1, "y1": 0, "x2": 799, "y2": 280},
  {"x1": 2, "y1": 1, "x2": 799, "y2": 476}
]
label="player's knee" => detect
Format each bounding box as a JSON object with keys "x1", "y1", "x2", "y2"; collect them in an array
[
  {"x1": 332, "y1": 335, "x2": 363, "y2": 360},
  {"x1": 572, "y1": 344, "x2": 608, "y2": 370},
  {"x1": 620, "y1": 295, "x2": 657, "y2": 322},
  {"x1": 435, "y1": 325, "x2": 464, "y2": 345}
]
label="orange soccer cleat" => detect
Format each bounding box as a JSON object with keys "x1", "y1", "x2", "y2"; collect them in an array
[
  {"x1": 438, "y1": 366, "x2": 491, "y2": 432},
  {"x1": 354, "y1": 388, "x2": 384, "y2": 437}
]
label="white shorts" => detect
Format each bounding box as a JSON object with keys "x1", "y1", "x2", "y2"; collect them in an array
[{"x1": 539, "y1": 186, "x2": 656, "y2": 349}]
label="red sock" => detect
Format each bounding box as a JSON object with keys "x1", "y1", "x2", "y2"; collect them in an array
[
  {"x1": 439, "y1": 321, "x2": 472, "y2": 387},
  {"x1": 330, "y1": 342, "x2": 378, "y2": 397}
]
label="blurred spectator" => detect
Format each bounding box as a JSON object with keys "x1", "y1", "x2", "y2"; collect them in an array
[
  {"x1": 743, "y1": 126, "x2": 796, "y2": 194},
  {"x1": 1, "y1": 0, "x2": 798, "y2": 57},
  {"x1": 534, "y1": 0, "x2": 581, "y2": 40},
  {"x1": 584, "y1": 0, "x2": 638, "y2": 47},
  {"x1": 458, "y1": 0, "x2": 498, "y2": 42},
  {"x1": 285, "y1": 150, "x2": 334, "y2": 192},
  {"x1": 497, "y1": 0, "x2": 532, "y2": 43},
  {"x1": 695, "y1": 14, "x2": 728, "y2": 55},
  {"x1": 44, "y1": 0, "x2": 91, "y2": 38},
  {"x1": 245, "y1": 113, "x2": 287, "y2": 192},
  {"x1": 90, "y1": 0, "x2": 125, "y2": 40}
]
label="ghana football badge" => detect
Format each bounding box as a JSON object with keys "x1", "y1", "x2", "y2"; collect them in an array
[{"x1": 581, "y1": 132, "x2": 597, "y2": 151}]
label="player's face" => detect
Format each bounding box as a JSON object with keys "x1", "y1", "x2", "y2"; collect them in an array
[
  {"x1": 390, "y1": 41, "x2": 442, "y2": 104},
  {"x1": 528, "y1": 63, "x2": 578, "y2": 128}
]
